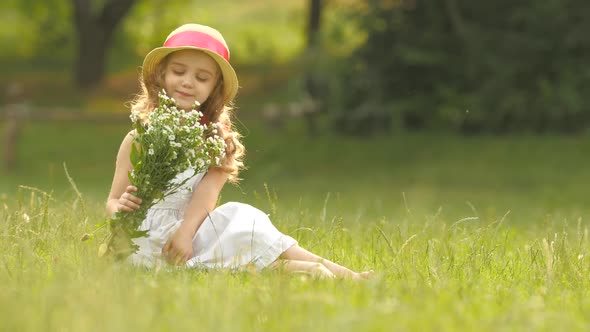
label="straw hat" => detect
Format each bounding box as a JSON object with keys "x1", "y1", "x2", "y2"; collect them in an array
[{"x1": 142, "y1": 24, "x2": 238, "y2": 103}]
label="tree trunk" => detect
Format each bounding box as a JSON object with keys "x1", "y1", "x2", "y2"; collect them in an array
[
  {"x1": 72, "y1": 0, "x2": 136, "y2": 90},
  {"x1": 75, "y1": 26, "x2": 109, "y2": 89},
  {"x1": 304, "y1": 0, "x2": 324, "y2": 137},
  {"x1": 307, "y1": 0, "x2": 323, "y2": 48}
]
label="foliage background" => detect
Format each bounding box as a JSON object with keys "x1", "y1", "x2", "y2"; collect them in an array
[{"x1": 4, "y1": 0, "x2": 590, "y2": 133}]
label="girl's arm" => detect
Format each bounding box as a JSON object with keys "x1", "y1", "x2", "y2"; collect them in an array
[
  {"x1": 105, "y1": 131, "x2": 142, "y2": 217},
  {"x1": 162, "y1": 167, "x2": 229, "y2": 264}
]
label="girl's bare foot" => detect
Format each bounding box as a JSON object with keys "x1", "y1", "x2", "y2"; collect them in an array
[{"x1": 351, "y1": 270, "x2": 374, "y2": 281}]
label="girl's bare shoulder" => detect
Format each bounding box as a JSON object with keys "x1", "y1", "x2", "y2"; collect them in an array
[
  {"x1": 121, "y1": 130, "x2": 138, "y2": 144},
  {"x1": 115, "y1": 130, "x2": 137, "y2": 156}
]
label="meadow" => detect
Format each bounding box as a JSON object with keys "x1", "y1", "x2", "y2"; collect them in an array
[{"x1": 2, "y1": 113, "x2": 590, "y2": 331}]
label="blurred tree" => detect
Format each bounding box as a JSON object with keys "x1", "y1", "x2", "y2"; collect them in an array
[
  {"x1": 303, "y1": 0, "x2": 325, "y2": 137},
  {"x1": 72, "y1": 0, "x2": 137, "y2": 89},
  {"x1": 323, "y1": 0, "x2": 590, "y2": 134}
]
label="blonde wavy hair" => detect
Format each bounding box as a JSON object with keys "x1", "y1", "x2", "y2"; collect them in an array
[{"x1": 129, "y1": 52, "x2": 245, "y2": 182}]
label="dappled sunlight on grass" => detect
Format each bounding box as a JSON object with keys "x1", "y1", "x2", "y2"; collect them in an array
[{"x1": 2, "y1": 121, "x2": 590, "y2": 223}]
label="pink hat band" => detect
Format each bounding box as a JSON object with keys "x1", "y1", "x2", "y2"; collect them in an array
[{"x1": 164, "y1": 30, "x2": 230, "y2": 62}]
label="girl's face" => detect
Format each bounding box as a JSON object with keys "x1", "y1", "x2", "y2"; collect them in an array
[{"x1": 163, "y1": 49, "x2": 220, "y2": 111}]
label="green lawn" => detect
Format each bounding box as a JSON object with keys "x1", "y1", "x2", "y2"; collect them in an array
[{"x1": 2, "y1": 117, "x2": 590, "y2": 331}]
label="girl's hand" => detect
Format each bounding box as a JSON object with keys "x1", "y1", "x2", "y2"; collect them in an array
[
  {"x1": 162, "y1": 227, "x2": 194, "y2": 265},
  {"x1": 116, "y1": 186, "x2": 142, "y2": 212}
]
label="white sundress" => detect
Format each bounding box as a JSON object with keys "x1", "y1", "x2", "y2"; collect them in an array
[{"x1": 128, "y1": 169, "x2": 297, "y2": 270}]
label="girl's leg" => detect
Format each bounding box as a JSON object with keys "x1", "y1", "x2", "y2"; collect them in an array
[
  {"x1": 280, "y1": 244, "x2": 372, "y2": 280},
  {"x1": 269, "y1": 259, "x2": 335, "y2": 279}
]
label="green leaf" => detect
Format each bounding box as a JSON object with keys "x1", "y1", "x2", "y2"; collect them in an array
[
  {"x1": 130, "y1": 143, "x2": 140, "y2": 167},
  {"x1": 129, "y1": 229, "x2": 149, "y2": 238}
]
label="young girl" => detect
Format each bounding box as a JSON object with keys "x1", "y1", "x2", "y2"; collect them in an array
[{"x1": 106, "y1": 23, "x2": 372, "y2": 280}]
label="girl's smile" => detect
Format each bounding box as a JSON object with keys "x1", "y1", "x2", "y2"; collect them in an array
[
  {"x1": 175, "y1": 91, "x2": 195, "y2": 103},
  {"x1": 177, "y1": 91, "x2": 193, "y2": 98}
]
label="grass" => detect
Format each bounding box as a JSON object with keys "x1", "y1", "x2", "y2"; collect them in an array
[
  {"x1": 2, "y1": 181, "x2": 590, "y2": 331},
  {"x1": 2, "y1": 117, "x2": 590, "y2": 331}
]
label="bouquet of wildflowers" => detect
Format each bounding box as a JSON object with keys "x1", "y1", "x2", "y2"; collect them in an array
[{"x1": 98, "y1": 90, "x2": 226, "y2": 259}]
